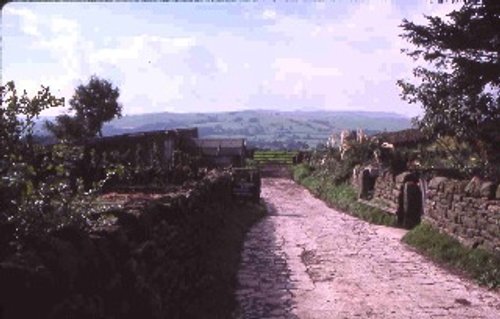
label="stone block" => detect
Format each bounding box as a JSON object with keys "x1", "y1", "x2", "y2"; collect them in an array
[
  {"x1": 496, "y1": 184, "x2": 500, "y2": 199},
  {"x1": 392, "y1": 189, "x2": 400, "y2": 198},
  {"x1": 479, "y1": 182, "x2": 496, "y2": 199},
  {"x1": 465, "y1": 176, "x2": 482, "y2": 197},
  {"x1": 463, "y1": 217, "x2": 477, "y2": 229},
  {"x1": 428, "y1": 177, "x2": 448, "y2": 190},
  {"x1": 444, "y1": 181, "x2": 457, "y2": 194},
  {"x1": 456, "y1": 180, "x2": 468, "y2": 193},
  {"x1": 448, "y1": 224, "x2": 459, "y2": 234},
  {"x1": 395, "y1": 171, "x2": 417, "y2": 184},
  {"x1": 486, "y1": 223, "x2": 499, "y2": 237}
]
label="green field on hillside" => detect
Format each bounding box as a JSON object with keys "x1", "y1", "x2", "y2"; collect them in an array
[{"x1": 38, "y1": 110, "x2": 412, "y2": 150}]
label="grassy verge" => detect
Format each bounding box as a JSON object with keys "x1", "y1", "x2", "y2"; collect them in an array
[
  {"x1": 403, "y1": 223, "x2": 500, "y2": 289},
  {"x1": 293, "y1": 164, "x2": 396, "y2": 226}
]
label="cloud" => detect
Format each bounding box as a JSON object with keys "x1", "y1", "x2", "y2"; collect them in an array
[
  {"x1": 216, "y1": 58, "x2": 229, "y2": 73},
  {"x1": 262, "y1": 9, "x2": 277, "y2": 20},
  {"x1": 2, "y1": 1, "x2": 464, "y2": 117},
  {"x1": 90, "y1": 35, "x2": 196, "y2": 65},
  {"x1": 3, "y1": 5, "x2": 40, "y2": 36},
  {"x1": 273, "y1": 58, "x2": 342, "y2": 81}
]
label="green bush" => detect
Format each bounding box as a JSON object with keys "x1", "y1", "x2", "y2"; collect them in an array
[
  {"x1": 403, "y1": 223, "x2": 500, "y2": 288},
  {"x1": 293, "y1": 163, "x2": 313, "y2": 181}
]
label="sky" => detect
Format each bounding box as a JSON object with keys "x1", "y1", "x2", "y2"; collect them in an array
[{"x1": 1, "y1": 0, "x2": 463, "y2": 117}]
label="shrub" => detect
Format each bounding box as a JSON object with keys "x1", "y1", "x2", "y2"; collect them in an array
[{"x1": 293, "y1": 163, "x2": 313, "y2": 182}]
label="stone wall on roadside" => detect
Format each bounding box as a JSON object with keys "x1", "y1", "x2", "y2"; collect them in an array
[
  {"x1": 352, "y1": 166, "x2": 500, "y2": 254},
  {"x1": 0, "y1": 171, "x2": 241, "y2": 319},
  {"x1": 368, "y1": 170, "x2": 422, "y2": 228},
  {"x1": 372, "y1": 170, "x2": 400, "y2": 212},
  {"x1": 424, "y1": 176, "x2": 500, "y2": 254},
  {"x1": 352, "y1": 168, "x2": 418, "y2": 214}
]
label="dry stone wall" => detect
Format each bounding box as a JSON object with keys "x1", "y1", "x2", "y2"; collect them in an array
[
  {"x1": 353, "y1": 168, "x2": 421, "y2": 225},
  {"x1": 0, "y1": 171, "x2": 242, "y2": 319},
  {"x1": 353, "y1": 166, "x2": 500, "y2": 255},
  {"x1": 424, "y1": 176, "x2": 500, "y2": 254},
  {"x1": 372, "y1": 170, "x2": 400, "y2": 212}
]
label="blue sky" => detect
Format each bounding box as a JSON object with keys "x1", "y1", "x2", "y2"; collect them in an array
[{"x1": 2, "y1": 1, "x2": 462, "y2": 117}]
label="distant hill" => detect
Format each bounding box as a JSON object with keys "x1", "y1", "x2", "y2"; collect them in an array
[{"x1": 38, "y1": 110, "x2": 413, "y2": 149}]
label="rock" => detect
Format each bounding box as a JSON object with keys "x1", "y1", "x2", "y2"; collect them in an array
[
  {"x1": 465, "y1": 176, "x2": 482, "y2": 197},
  {"x1": 396, "y1": 172, "x2": 414, "y2": 184},
  {"x1": 428, "y1": 177, "x2": 448, "y2": 190},
  {"x1": 479, "y1": 182, "x2": 496, "y2": 199},
  {"x1": 456, "y1": 180, "x2": 468, "y2": 193},
  {"x1": 496, "y1": 184, "x2": 500, "y2": 199},
  {"x1": 444, "y1": 180, "x2": 457, "y2": 194},
  {"x1": 487, "y1": 204, "x2": 500, "y2": 214}
]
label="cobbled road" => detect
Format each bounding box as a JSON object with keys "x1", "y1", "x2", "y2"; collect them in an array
[{"x1": 234, "y1": 178, "x2": 500, "y2": 319}]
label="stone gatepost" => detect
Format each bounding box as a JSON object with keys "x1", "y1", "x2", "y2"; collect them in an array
[
  {"x1": 394, "y1": 172, "x2": 422, "y2": 228},
  {"x1": 403, "y1": 181, "x2": 423, "y2": 228},
  {"x1": 358, "y1": 168, "x2": 371, "y2": 199}
]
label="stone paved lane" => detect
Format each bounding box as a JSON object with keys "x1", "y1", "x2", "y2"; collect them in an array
[{"x1": 234, "y1": 178, "x2": 500, "y2": 319}]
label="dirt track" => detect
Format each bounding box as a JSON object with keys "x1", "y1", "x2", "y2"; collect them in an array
[{"x1": 235, "y1": 178, "x2": 500, "y2": 319}]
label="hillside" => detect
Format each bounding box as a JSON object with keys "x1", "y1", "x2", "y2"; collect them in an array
[{"x1": 39, "y1": 110, "x2": 412, "y2": 149}]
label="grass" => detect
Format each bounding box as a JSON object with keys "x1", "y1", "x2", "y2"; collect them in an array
[
  {"x1": 292, "y1": 164, "x2": 397, "y2": 226},
  {"x1": 403, "y1": 223, "x2": 500, "y2": 289}
]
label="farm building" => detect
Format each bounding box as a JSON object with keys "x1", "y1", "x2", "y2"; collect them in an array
[{"x1": 83, "y1": 128, "x2": 198, "y2": 171}]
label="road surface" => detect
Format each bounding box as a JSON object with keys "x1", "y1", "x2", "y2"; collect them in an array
[{"x1": 234, "y1": 178, "x2": 500, "y2": 319}]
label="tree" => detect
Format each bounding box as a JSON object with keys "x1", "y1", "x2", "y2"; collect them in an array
[
  {"x1": 1, "y1": 81, "x2": 123, "y2": 239},
  {"x1": 1, "y1": 81, "x2": 64, "y2": 217},
  {"x1": 46, "y1": 75, "x2": 122, "y2": 140},
  {"x1": 44, "y1": 114, "x2": 87, "y2": 141},
  {"x1": 1, "y1": 81, "x2": 64, "y2": 172},
  {"x1": 397, "y1": 0, "x2": 500, "y2": 167}
]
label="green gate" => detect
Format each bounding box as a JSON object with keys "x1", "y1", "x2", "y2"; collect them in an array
[{"x1": 252, "y1": 151, "x2": 298, "y2": 178}]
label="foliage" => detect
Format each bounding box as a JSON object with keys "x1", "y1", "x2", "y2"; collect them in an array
[
  {"x1": 1, "y1": 81, "x2": 121, "y2": 243},
  {"x1": 310, "y1": 139, "x2": 377, "y2": 184},
  {"x1": 292, "y1": 164, "x2": 396, "y2": 226},
  {"x1": 1, "y1": 81, "x2": 64, "y2": 213},
  {"x1": 403, "y1": 223, "x2": 500, "y2": 288},
  {"x1": 419, "y1": 136, "x2": 485, "y2": 174},
  {"x1": 1, "y1": 81, "x2": 63, "y2": 166},
  {"x1": 244, "y1": 158, "x2": 258, "y2": 168},
  {"x1": 46, "y1": 75, "x2": 122, "y2": 140},
  {"x1": 398, "y1": 1, "x2": 500, "y2": 167},
  {"x1": 44, "y1": 114, "x2": 87, "y2": 142},
  {"x1": 293, "y1": 163, "x2": 313, "y2": 182}
]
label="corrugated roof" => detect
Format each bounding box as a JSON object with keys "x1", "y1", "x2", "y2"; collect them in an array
[{"x1": 84, "y1": 129, "x2": 176, "y2": 145}]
